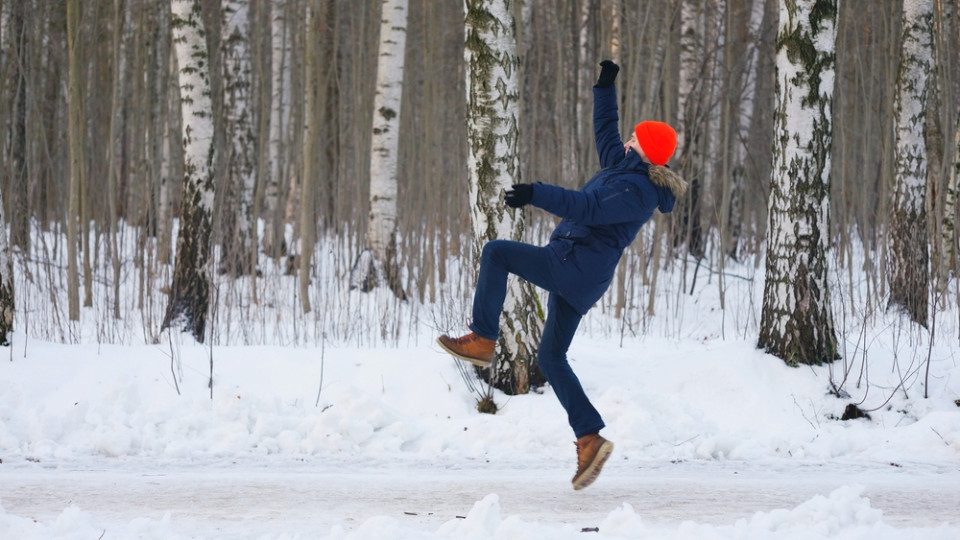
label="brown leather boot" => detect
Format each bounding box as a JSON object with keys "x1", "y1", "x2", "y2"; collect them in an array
[
  {"x1": 436, "y1": 332, "x2": 496, "y2": 368},
  {"x1": 572, "y1": 433, "x2": 614, "y2": 490}
]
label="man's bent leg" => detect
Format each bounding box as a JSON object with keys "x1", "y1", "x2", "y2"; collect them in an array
[{"x1": 468, "y1": 240, "x2": 559, "y2": 341}]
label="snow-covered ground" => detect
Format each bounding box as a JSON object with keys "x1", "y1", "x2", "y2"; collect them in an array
[{"x1": 1, "y1": 308, "x2": 958, "y2": 539}]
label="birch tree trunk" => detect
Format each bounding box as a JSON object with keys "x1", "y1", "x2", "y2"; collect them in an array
[
  {"x1": 0, "y1": 184, "x2": 12, "y2": 346},
  {"x1": 221, "y1": 0, "x2": 257, "y2": 276},
  {"x1": 758, "y1": 0, "x2": 838, "y2": 367},
  {"x1": 164, "y1": 0, "x2": 216, "y2": 342},
  {"x1": 888, "y1": 0, "x2": 933, "y2": 327},
  {"x1": 262, "y1": 0, "x2": 289, "y2": 260},
  {"x1": 352, "y1": 0, "x2": 408, "y2": 299},
  {"x1": 676, "y1": 0, "x2": 707, "y2": 259},
  {"x1": 465, "y1": 0, "x2": 543, "y2": 395}
]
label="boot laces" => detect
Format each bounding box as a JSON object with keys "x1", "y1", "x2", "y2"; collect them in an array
[
  {"x1": 575, "y1": 440, "x2": 588, "y2": 470},
  {"x1": 451, "y1": 334, "x2": 478, "y2": 345}
]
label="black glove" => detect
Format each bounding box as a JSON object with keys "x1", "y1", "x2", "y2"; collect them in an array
[
  {"x1": 504, "y1": 184, "x2": 533, "y2": 208},
  {"x1": 595, "y1": 60, "x2": 619, "y2": 88}
]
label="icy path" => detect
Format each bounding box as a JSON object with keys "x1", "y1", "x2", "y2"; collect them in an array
[{"x1": 2, "y1": 458, "x2": 958, "y2": 538}]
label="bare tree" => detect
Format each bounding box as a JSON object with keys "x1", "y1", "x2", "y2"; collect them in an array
[
  {"x1": 933, "y1": 0, "x2": 958, "y2": 286},
  {"x1": 105, "y1": 0, "x2": 130, "y2": 320},
  {"x1": 4, "y1": 0, "x2": 29, "y2": 253},
  {"x1": 66, "y1": 0, "x2": 83, "y2": 322},
  {"x1": 298, "y1": 0, "x2": 322, "y2": 314},
  {"x1": 0, "y1": 183, "x2": 12, "y2": 346},
  {"x1": 0, "y1": 0, "x2": 9, "y2": 347},
  {"x1": 758, "y1": 0, "x2": 838, "y2": 367},
  {"x1": 352, "y1": 0, "x2": 408, "y2": 299},
  {"x1": 163, "y1": 0, "x2": 217, "y2": 342},
  {"x1": 465, "y1": 0, "x2": 543, "y2": 394},
  {"x1": 948, "y1": 107, "x2": 960, "y2": 276}
]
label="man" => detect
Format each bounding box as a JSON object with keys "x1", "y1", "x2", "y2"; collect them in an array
[{"x1": 438, "y1": 60, "x2": 687, "y2": 490}]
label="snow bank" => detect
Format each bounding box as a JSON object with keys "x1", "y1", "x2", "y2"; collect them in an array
[
  {"x1": 2, "y1": 330, "x2": 957, "y2": 468},
  {"x1": 1, "y1": 304, "x2": 958, "y2": 538}
]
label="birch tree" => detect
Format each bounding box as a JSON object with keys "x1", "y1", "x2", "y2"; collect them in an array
[
  {"x1": 351, "y1": 0, "x2": 408, "y2": 299},
  {"x1": 465, "y1": 0, "x2": 543, "y2": 394},
  {"x1": 888, "y1": 0, "x2": 934, "y2": 327},
  {"x1": 758, "y1": 0, "x2": 838, "y2": 367},
  {"x1": 220, "y1": 0, "x2": 257, "y2": 276},
  {"x1": 258, "y1": 0, "x2": 290, "y2": 260},
  {"x1": 164, "y1": 0, "x2": 217, "y2": 342},
  {"x1": 676, "y1": 0, "x2": 707, "y2": 259}
]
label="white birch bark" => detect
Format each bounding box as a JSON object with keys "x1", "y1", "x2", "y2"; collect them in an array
[
  {"x1": 676, "y1": 0, "x2": 707, "y2": 258},
  {"x1": 700, "y1": 0, "x2": 722, "y2": 229},
  {"x1": 263, "y1": 0, "x2": 289, "y2": 258},
  {"x1": 758, "y1": 0, "x2": 838, "y2": 366},
  {"x1": 576, "y1": 0, "x2": 592, "y2": 177},
  {"x1": 222, "y1": 0, "x2": 257, "y2": 275},
  {"x1": 164, "y1": 0, "x2": 216, "y2": 341},
  {"x1": 677, "y1": 0, "x2": 699, "y2": 160},
  {"x1": 0, "y1": 184, "x2": 13, "y2": 345},
  {"x1": 888, "y1": 0, "x2": 933, "y2": 326},
  {"x1": 465, "y1": 0, "x2": 543, "y2": 395},
  {"x1": 609, "y1": 0, "x2": 620, "y2": 59},
  {"x1": 354, "y1": 0, "x2": 408, "y2": 298}
]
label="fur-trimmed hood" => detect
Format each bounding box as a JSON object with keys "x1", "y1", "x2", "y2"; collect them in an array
[
  {"x1": 649, "y1": 165, "x2": 688, "y2": 199},
  {"x1": 648, "y1": 164, "x2": 688, "y2": 214}
]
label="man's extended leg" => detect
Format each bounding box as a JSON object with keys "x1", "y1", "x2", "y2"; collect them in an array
[
  {"x1": 538, "y1": 293, "x2": 612, "y2": 490},
  {"x1": 537, "y1": 293, "x2": 602, "y2": 437}
]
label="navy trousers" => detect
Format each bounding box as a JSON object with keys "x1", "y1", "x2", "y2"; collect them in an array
[{"x1": 468, "y1": 240, "x2": 605, "y2": 438}]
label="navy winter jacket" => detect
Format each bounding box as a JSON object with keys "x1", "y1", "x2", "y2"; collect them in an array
[{"x1": 529, "y1": 85, "x2": 684, "y2": 315}]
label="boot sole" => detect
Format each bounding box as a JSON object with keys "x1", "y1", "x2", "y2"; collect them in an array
[
  {"x1": 572, "y1": 440, "x2": 614, "y2": 491},
  {"x1": 436, "y1": 338, "x2": 492, "y2": 369}
]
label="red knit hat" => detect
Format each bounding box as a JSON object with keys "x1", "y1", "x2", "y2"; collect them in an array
[{"x1": 634, "y1": 121, "x2": 677, "y2": 166}]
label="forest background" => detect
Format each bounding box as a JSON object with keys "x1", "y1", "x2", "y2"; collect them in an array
[{"x1": 0, "y1": 0, "x2": 957, "y2": 364}]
